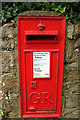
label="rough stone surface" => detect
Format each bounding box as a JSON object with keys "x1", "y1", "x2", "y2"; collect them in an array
[
  {"x1": 2, "y1": 21, "x2": 20, "y2": 118},
  {"x1": 63, "y1": 21, "x2": 80, "y2": 117},
  {"x1": 67, "y1": 23, "x2": 74, "y2": 39},
  {"x1": 18, "y1": 10, "x2": 63, "y2": 16},
  {"x1": 2, "y1": 51, "x2": 15, "y2": 73},
  {"x1": 1, "y1": 11, "x2": 80, "y2": 118}
]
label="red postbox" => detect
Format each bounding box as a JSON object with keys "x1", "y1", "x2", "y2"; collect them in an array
[{"x1": 17, "y1": 16, "x2": 66, "y2": 118}]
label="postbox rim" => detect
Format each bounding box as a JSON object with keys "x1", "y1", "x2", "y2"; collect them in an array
[{"x1": 17, "y1": 15, "x2": 66, "y2": 118}]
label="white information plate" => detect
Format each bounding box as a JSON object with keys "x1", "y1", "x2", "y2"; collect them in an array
[{"x1": 33, "y1": 52, "x2": 50, "y2": 78}]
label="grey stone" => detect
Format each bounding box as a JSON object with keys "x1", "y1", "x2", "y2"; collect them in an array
[
  {"x1": 2, "y1": 23, "x2": 17, "y2": 39},
  {"x1": 18, "y1": 10, "x2": 63, "y2": 16},
  {"x1": 11, "y1": 43, "x2": 15, "y2": 49},
  {"x1": 63, "y1": 108, "x2": 80, "y2": 118},
  {"x1": 5, "y1": 103, "x2": 12, "y2": 112},
  {"x1": 61, "y1": 96, "x2": 66, "y2": 115},
  {"x1": 73, "y1": 23, "x2": 80, "y2": 39},
  {"x1": 9, "y1": 111, "x2": 19, "y2": 118},
  {"x1": 66, "y1": 62, "x2": 79, "y2": 71},
  {"x1": 66, "y1": 38, "x2": 79, "y2": 63},
  {"x1": 64, "y1": 84, "x2": 78, "y2": 98},
  {"x1": 2, "y1": 51, "x2": 15, "y2": 73},
  {"x1": 74, "y1": 38, "x2": 80, "y2": 49},
  {"x1": 67, "y1": 22, "x2": 80, "y2": 40},
  {"x1": 2, "y1": 38, "x2": 17, "y2": 51},
  {"x1": 2, "y1": 73, "x2": 18, "y2": 91},
  {"x1": 67, "y1": 23, "x2": 74, "y2": 39},
  {"x1": 65, "y1": 95, "x2": 78, "y2": 109},
  {"x1": 2, "y1": 72, "x2": 20, "y2": 117},
  {"x1": 64, "y1": 70, "x2": 79, "y2": 83},
  {"x1": 66, "y1": 38, "x2": 74, "y2": 63}
]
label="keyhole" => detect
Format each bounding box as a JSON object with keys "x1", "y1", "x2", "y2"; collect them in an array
[{"x1": 32, "y1": 82, "x2": 34, "y2": 86}]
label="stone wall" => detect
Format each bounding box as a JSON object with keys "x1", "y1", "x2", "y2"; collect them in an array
[
  {"x1": 1, "y1": 11, "x2": 80, "y2": 118},
  {"x1": 1, "y1": 22, "x2": 20, "y2": 118},
  {"x1": 62, "y1": 21, "x2": 80, "y2": 118}
]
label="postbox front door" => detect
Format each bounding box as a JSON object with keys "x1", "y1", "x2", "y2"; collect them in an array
[
  {"x1": 25, "y1": 51, "x2": 58, "y2": 112},
  {"x1": 17, "y1": 16, "x2": 66, "y2": 118}
]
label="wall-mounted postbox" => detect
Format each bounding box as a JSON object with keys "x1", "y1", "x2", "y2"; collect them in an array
[{"x1": 17, "y1": 16, "x2": 66, "y2": 118}]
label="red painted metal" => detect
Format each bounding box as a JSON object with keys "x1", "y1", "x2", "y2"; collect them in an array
[
  {"x1": 37, "y1": 21, "x2": 45, "y2": 30},
  {"x1": 17, "y1": 16, "x2": 66, "y2": 118}
]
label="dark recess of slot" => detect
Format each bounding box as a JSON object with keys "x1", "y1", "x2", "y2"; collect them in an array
[{"x1": 27, "y1": 35, "x2": 56, "y2": 40}]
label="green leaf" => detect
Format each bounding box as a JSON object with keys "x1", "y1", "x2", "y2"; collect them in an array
[
  {"x1": 2, "y1": 2, "x2": 80, "y2": 24},
  {"x1": 66, "y1": 15, "x2": 68, "y2": 20},
  {"x1": 54, "y1": 8, "x2": 59, "y2": 11},
  {"x1": 59, "y1": 6, "x2": 66, "y2": 13},
  {"x1": 71, "y1": 19, "x2": 77, "y2": 24},
  {"x1": 14, "y1": 16, "x2": 17, "y2": 20}
]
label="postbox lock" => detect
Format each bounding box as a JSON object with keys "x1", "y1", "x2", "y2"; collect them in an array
[
  {"x1": 37, "y1": 21, "x2": 45, "y2": 30},
  {"x1": 32, "y1": 82, "x2": 33, "y2": 85}
]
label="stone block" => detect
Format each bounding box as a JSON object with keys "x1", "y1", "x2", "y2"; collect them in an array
[
  {"x1": 64, "y1": 70, "x2": 79, "y2": 83},
  {"x1": 66, "y1": 62, "x2": 79, "y2": 71},
  {"x1": 2, "y1": 51, "x2": 15, "y2": 73},
  {"x1": 2, "y1": 23, "x2": 17, "y2": 40},
  {"x1": 64, "y1": 84, "x2": 78, "y2": 98},
  {"x1": 2, "y1": 40, "x2": 15, "y2": 51},
  {"x1": 63, "y1": 108, "x2": 80, "y2": 118},
  {"x1": 2, "y1": 73, "x2": 19, "y2": 91},
  {"x1": 67, "y1": 23, "x2": 74, "y2": 39},
  {"x1": 66, "y1": 38, "x2": 79, "y2": 63},
  {"x1": 73, "y1": 23, "x2": 80, "y2": 39},
  {"x1": 18, "y1": 10, "x2": 62, "y2": 16},
  {"x1": 65, "y1": 95, "x2": 78, "y2": 109}
]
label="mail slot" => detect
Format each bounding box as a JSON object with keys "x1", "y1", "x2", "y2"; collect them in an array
[
  {"x1": 17, "y1": 16, "x2": 66, "y2": 118},
  {"x1": 25, "y1": 31, "x2": 58, "y2": 43}
]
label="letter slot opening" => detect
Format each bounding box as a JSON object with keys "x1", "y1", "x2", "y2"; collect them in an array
[
  {"x1": 27, "y1": 35, "x2": 56, "y2": 41},
  {"x1": 25, "y1": 31, "x2": 58, "y2": 44}
]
